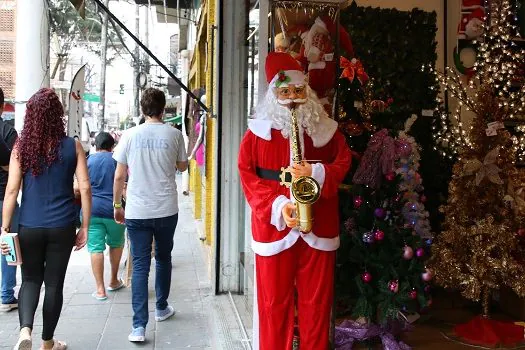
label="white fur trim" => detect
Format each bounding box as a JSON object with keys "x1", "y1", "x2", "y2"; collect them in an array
[
  {"x1": 251, "y1": 229, "x2": 340, "y2": 256},
  {"x1": 247, "y1": 115, "x2": 338, "y2": 148},
  {"x1": 312, "y1": 116, "x2": 338, "y2": 148},
  {"x1": 269, "y1": 70, "x2": 306, "y2": 88},
  {"x1": 248, "y1": 119, "x2": 273, "y2": 140},
  {"x1": 311, "y1": 163, "x2": 326, "y2": 189},
  {"x1": 271, "y1": 195, "x2": 292, "y2": 231},
  {"x1": 314, "y1": 16, "x2": 328, "y2": 32},
  {"x1": 309, "y1": 61, "x2": 326, "y2": 70}
]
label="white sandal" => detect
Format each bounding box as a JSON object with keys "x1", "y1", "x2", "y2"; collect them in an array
[
  {"x1": 13, "y1": 335, "x2": 31, "y2": 350},
  {"x1": 40, "y1": 339, "x2": 67, "y2": 350}
]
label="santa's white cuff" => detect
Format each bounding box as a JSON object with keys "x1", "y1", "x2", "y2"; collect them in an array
[
  {"x1": 309, "y1": 61, "x2": 327, "y2": 70},
  {"x1": 311, "y1": 163, "x2": 326, "y2": 190},
  {"x1": 271, "y1": 195, "x2": 292, "y2": 231}
]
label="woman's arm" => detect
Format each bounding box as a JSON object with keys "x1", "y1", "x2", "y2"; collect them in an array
[
  {"x1": 75, "y1": 140, "x2": 92, "y2": 229},
  {"x1": 2, "y1": 149, "x2": 22, "y2": 232}
]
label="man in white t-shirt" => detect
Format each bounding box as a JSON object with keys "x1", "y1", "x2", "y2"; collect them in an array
[{"x1": 112, "y1": 88, "x2": 188, "y2": 342}]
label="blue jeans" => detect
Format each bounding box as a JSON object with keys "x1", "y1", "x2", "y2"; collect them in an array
[
  {"x1": 126, "y1": 214, "x2": 178, "y2": 328},
  {"x1": 1, "y1": 202, "x2": 19, "y2": 304}
]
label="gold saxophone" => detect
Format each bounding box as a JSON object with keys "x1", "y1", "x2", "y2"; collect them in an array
[{"x1": 280, "y1": 108, "x2": 321, "y2": 233}]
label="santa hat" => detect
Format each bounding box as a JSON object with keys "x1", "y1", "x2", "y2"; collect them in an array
[
  {"x1": 265, "y1": 52, "x2": 307, "y2": 88},
  {"x1": 315, "y1": 16, "x2": 354, "y2": 57},
  {"x1": 462, "y1": 0, "x2": 484, "y2": 10}
]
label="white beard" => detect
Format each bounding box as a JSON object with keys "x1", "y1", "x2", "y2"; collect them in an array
[{"x1": 252, "y1": 86, "x2": 329, "y2": 139}]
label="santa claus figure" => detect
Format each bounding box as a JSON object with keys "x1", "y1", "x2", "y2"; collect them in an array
[
  {"x1": 458, "y1": 0, "x2": 485, "y2": 40},
  {"x1": 299, "y1": 16, "x2": 354, "y2": 110},
  {"x1": 238, "y1": 52, "x2": 351, "y2": 350}
]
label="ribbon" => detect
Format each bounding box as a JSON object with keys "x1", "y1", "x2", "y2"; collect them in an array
[
  {"x1": 340, "y1": 57, "x2": 369, "y2": 85},
  {"x1": 335, "y1": 320, "x2": 412, "y2": 350}
]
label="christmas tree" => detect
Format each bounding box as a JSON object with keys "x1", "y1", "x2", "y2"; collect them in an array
[{"x1": 428, "y1": 0, "x2": 525, "y2": 319}]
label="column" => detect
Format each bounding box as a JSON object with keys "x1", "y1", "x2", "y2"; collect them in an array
[{"x1": 15, "y1": 0, "x2": 50, "y2": 131}]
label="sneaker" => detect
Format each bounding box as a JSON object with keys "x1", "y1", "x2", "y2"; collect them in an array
[
  {"x1": 155, "y1": 305, "x2": 175, "y2": 322},
  {"x1": 0, "y1": 298, "x2": 18, "y2": 312},
  {"x1": 128, "y1": 327, "x2": 145, "y2": 342}
]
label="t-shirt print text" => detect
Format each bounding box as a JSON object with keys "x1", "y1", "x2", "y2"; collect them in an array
[{"x1": 134, "y1": 138, "x2": 169, "y2": 149}]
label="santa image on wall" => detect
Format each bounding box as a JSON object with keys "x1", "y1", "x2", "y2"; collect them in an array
[{"x1": 238, "y1": 52, "x2": 351, "y2": 349}]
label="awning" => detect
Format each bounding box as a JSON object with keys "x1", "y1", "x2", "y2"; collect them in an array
[{"x1": 165, "y1": 115, "x2": 182, "y2": 124}]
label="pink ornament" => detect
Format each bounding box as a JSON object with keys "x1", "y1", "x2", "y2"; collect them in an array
[
  {"x1": 385, "y1": 172, "x2": 396, "y2": 182},
  {"x1": 420, "y1": 194, "x2": 427, "y2": 203},
  {"x1": 374, "y1": 230, "x2": 385, "y2": 241},
  {"x1": 403, "y1": 246, "x2": 414, "y2": 260},
  {"x1": 427, "y1": 298, "x2": 433, "y2": 306},
  {"x1": 416, "y1": 248, "x2": 425, "y2": 258},
  {"x1": 362, "y1": 272, "x2": 372, "y2": 283},
  {"x1": 422, "y1": 269, "x2": 433, "y2": 282},
  {"x1": 409, "y1": 290, "x2": 418, "y2": 300},
  {"x1": 388, "y1": 280, "x2": 399, "y2": 293},
  {"x1": 517, "y1": 228, "x2": 525, "y2": 237},
  {"x1": 353, "y1": 196, "x2": 363, "y2": 208}
]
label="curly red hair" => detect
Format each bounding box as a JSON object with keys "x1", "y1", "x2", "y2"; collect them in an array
[{"x1": 17, "y1": 88, "x2": 66, "y2": 176}]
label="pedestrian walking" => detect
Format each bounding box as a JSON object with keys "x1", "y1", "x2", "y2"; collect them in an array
[
  {"x1": 0, "y1": 88, "x2": 92, "y2": 350},
  {"x1": 81, "y1": 132, "x2": 126, "y2": 300},
  {"x1": 0, "y1": 87, "x2": 20, "y2": 313},
  {"x1": 112, "y1": 88, "x2": 188, "y2": 342}
]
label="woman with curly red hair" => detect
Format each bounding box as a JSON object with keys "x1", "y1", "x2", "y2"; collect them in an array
[{"x1": 0, "y1": 88, "x2": 92, "y2": 350}]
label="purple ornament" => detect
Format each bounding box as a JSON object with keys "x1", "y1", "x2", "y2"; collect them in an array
[
  {"x1": 362, "y1": 231, "x2": 375, "y2": 244},
  {"x1": 374, "y1": 230, "x2": 385, "y2": 241},
  {"x1": 424, "y1": 285, "x2": 431, "y2": 293},
  {"x1": 416, "y1": 248, "x2": 425, "y2": 258},
  {"x1": 374, "y1": 208, "x2": 386, "y2": 219},
  {"x1": 403, "y1": 246, "x2": 414, "y2": 260},
  {"x1": 362, "y1": 272, "x2": 372, "y2": 283},
  {"x1": 353, "y1": 196, "x2": 363, "y2": 208}
]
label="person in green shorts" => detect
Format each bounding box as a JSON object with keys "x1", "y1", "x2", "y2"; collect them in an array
[{"x1": 82, "y1": 132, "x2": 126, "y2": 300}]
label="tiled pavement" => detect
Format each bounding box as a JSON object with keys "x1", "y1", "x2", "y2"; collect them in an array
[{"x1": 0, "y1": 182, "x2": 225, "y2": 350}]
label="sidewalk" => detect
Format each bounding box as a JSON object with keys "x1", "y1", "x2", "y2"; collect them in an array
[{"x1": 0, "y1": 180, "x2": 219, "y2": 349}]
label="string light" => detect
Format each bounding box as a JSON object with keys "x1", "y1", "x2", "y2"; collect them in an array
[{"x1": 429, "y1": 0, "x2": 525, "y2": 159}]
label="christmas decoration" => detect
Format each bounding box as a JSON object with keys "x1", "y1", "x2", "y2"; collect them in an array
[
  {"x1": 362, "y1": 231, "x2": 375, "y2": 244},
  {"x1": 429, "y1": 0, "x2": 525, "y2": 324},
  {"x1": 388, "y1": 280, "x2": 399, "y2": 293},
  {"x1": 415, "y1": 248, "x2": 425, "y2": 258},
  {"x1": 409, "y1": 290, "x2": 418, "y2": 300},
  {"x1": 374, "y1": 229, "x2": 385, "y2": 241},
  {"x1": 353, "y1": 195, "x2": 363, "y2": 208},
  {"x1": 403, "y1": 245, "x2": 414, "y2": 260},
  {"x1": 421, "y1": 269, "x2": 433, "y2": 282},
  {"x1": 385, "y1": 172, "x2": 396, "y2": 182},
  {"x1": 361, "y1": 272, "x2": 372, "y2": 284},
  {"x1": 374, "y1": 208, "x2": 386, "y2": 220}
]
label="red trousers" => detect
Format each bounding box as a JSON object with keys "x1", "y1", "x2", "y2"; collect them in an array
[{"x1": 254, "y1": 238, "x2": 335, "y2": 350}]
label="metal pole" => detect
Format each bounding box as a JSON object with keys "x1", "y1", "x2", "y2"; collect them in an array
[
  {"x1": 144, "y1": 5, "x2": 150, "y2": 74},
  {"x1": 99, "y1": 0, "x2": 109, "y2": 131},
  {"x1": 133, "y1": 4, "x2": 140, "y2": 120},
  {"x1": 92, "y1": 0, "x2": 208, "y2": 112}
]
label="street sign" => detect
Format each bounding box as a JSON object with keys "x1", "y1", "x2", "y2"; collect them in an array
[{"x1": 83, "y1": 93, "x2": 100, "y2": 103}]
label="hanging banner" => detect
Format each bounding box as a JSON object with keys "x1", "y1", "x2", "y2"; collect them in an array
[{"x1": 68, "y1": 64, "x2": 86, "y2": 141}]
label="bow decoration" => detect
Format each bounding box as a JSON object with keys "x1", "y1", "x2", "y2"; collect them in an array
[
  {"x1": 275, "y1": 70, "x2": 290, "y2": 88},
  {"x1": 462, "y1": 147, "x2": 504, "y2": 186},
  {"x1": 340, "y1": 57, "x2": 369, "y2": 85},
  {"x1": 504, "y1": 181, "x2": 525, "y2": 215}
]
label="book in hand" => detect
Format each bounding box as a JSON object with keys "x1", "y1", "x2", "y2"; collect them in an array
[{"x1": 1, "y1": 233, "x2": 22, "y2": 266}]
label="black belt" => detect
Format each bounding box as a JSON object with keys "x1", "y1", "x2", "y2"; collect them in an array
[{"x1": 256, "y1": 167, "x2": 292, "y2": 183}]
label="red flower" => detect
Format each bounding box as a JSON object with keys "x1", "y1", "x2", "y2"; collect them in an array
[{"x1": 278, "y1": 71, "x2": 287, "y2": 82}]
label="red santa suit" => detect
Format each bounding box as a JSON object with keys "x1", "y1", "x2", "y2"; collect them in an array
[{"x1": 238, "y1": 52, "x2": 351, "y2": 350}]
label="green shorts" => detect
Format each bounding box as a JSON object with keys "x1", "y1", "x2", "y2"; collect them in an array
[{"x1": 87, "y1": 217, "x2": 126, "y2": 253}]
